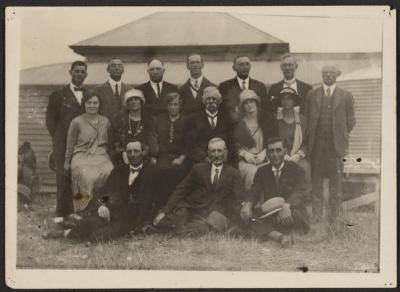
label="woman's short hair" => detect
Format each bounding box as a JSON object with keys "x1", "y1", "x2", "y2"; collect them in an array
[
  {"x1": 165, "y1": 92, "x2": 182, "y2": 104},
  {"x1": 81, "y1": 90, "x2": 102, "y2": 112}
]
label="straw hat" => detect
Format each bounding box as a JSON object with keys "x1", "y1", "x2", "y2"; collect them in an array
[
  {"x1": 123, "y1": 89, "x2": 145, "y2": 106},
  {"x1": 238, "y1": 89, "x2": 261, "y2": 109},
  {"x1": 258, "y1": 197, "x2": 285, "y2": 219},
  {"x1": 276, "y1": 87, "x2": 301, "y2": 106}
]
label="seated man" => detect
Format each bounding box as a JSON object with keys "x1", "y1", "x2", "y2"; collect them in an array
[
  {"x1": 240, "y1": 137, "x2": 310, "y2": 248},
  {"x1": 43, "y1": 141, "x2": 157, "y2": 242},
  {"x1": 186, "y1": 86, "x2": 235, "y2": 165},
  {"x1": 153, "y1": 138, "x2": 244, "y2": 236}
]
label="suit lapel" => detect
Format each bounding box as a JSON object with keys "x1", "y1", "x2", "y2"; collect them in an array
[
  {"x1": 214, "y1": 164, "x2": 227, "y2": 190},
  {"x1": 205, "y1": 163, "x2": 213, "y2": 191},
  {"x1": 63, "y1": 86, "x2": 81, "y2": 108},
  {"x1": 332, "y1": 87, "x2": 342, "y2": 110},
  {"x1": 315, "y1": 87, "x2": 323, "y2": 108}
]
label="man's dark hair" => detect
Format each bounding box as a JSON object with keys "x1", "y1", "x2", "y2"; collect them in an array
[
  {"x1": 70, "y1": 60, "x2": 87, "y2": 71},
  {"x1": 186, "y1": 53, "x2": 203, "y2": 64},
  {"x1": 266, "y1": 136, "x2": 286, "y2": 148},
  {"x1": 233, "y1": 55, "x2": 250, "y2": 65},
  {"x1": 108, "y1": 56, "x2": 123, "y2": 63}
]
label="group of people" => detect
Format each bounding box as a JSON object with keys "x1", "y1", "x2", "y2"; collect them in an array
[{"x1": 44, "y1": 53, "x2": 356, "y2": 248}]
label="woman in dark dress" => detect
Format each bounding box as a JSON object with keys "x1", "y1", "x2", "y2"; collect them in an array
[
  {"x1": 149, "y1": 92, "x2": 190, "y2": 210},
  {"x1": 113, "y1": 89, "x2": 154, "y2": 162}
]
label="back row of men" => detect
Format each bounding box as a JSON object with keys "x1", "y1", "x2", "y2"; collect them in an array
[{"x1": 45, "y1": 53, "x2": 355, "y2": 247}]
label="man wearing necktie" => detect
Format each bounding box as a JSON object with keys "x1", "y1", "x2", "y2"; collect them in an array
[
  {"x1": 43, "y1": 141, "x2": 157, "y2": 241},
  {"x1": 240, "y1": 137, "x2": 310, "y2": 248},
  {"x1": 185, "y1": 86, "x2": 235, "y2": 165},
  {"x1": 153, "y1": 138, "x2": 244, "y2": 237},
  {"x1": 218, "y1": 56, "x2": 269, "y2": 122},
  {"x1": 267, "y1": 53, "x2": 312, "y2": 114},
  {"x1": 94, "y1": 58, "x2": 132, "y2": 130},
  {"x1": 137, "y1": 59, "x2": 178, "y2": 117},
  {"x1": 178, "y1": 54, "x2": 215, "y2": 116},
  {"x1": 305, "y1": 65, "x2": 356, "y2": 223},
  {"x1": 46, "y1": 61, "x2": 88, "y2": 218}
]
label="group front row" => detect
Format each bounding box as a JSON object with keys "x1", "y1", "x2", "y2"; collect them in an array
[{"x1": 44, "y1": 86, "x2": 311, "y2": 248}]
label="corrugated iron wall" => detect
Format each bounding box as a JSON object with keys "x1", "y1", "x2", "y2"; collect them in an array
[
  {"x1": 337, "y1": 79, "x2": 382, "y2": 164},
  {"x1": 19, "y1": 80, "x2": 381, "y2": 194}
]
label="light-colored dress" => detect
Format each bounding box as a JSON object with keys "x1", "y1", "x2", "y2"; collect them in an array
[
  {"x1": 65, "y1": 114, "x2": 114, "y2": 212},
  {"x1": 238, "y1": 122, "x2": 268, "y2": 191}
]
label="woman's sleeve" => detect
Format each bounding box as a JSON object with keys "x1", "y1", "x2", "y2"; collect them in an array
[{"x1": 65, "y1": 119, "x2": 79, "y2": 163}]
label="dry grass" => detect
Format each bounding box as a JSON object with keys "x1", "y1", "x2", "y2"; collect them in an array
[{"x1": 17, "y1": 195, "x2": 379, "y2": 272}]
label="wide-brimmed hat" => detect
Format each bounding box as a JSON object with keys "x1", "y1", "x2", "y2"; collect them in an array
[
  {"x1": 48, "y1": 151, "x2": 56, "y2": 172},
  {"x1": 238, "y1": 89, "x2": 261, "y2": 109},
  {"x1": 123, "y1": 89, "x2": 145, "y2": 106},
  {"x1": 276, "y1": 87, "x2": 301, "y2": 106},
  {"x1": 258, "y1": 197, "x2": 285, "y2": 219}
]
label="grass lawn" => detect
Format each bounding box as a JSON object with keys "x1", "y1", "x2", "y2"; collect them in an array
[{"x1": 17, "y1": 194, "x2": 379, "y2": 272}]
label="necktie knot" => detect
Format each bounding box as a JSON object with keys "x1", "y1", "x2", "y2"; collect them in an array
[
  {"x1": 241, "y1": 80, "x2": 246, "y2": 90},
  {"x1": 194, "y1": 79, "x2": 199, "y2": 89},
  {"x1": 326, "y1": 87, "x2": 331, "y2": 97},
  {"x1": 156, "y1": 82, "x2": 161, "y2": 98},
  {"x1": 74, "y1": 87, "x2": 83, "y2": 92},
  {"x1": 131, "y1": 167, "x2": 141, "y2": 173},
  {"x1": 212, "y1": 167, "x2": 220, "y2": 185},
  {"x1": 207, "y1": 114, "x2": 217, "y2": 129}
]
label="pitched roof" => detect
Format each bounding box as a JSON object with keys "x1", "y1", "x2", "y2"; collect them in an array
[{"x1": 71, "y1": 12, "x2": 285, "y2": 48}]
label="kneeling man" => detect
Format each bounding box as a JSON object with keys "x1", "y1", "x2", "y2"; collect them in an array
[
  {"x1": 153, "y1": 137, "x2": 243, "y2": 236},
  {"x1": 44, "y1": 141, "x2": 156, "y2": 242},
  {"x1": 240, "y1": 137, "x2": 309, "y2": 247}
]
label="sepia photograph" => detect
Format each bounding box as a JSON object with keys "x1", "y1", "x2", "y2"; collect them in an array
[{"x1": 5, "y1": 5, "x2": 396, "y2": 288}]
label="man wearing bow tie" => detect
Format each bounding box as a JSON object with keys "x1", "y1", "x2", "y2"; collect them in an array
[
  {"x1": 46, "y1": 61, "x2": 88, "y2": 218},
  {"x1": 178, "y1": 54, "x2": 215, "y2": 116},
  {"x1": 305, "y1": 65, "x2": 356, "y2": 223},
  {"x1": 94, "y1": 57, "x2": 132, "y2": 129},
  {"x1": 153, "y1": 138, "x2": 243, "y2": 236},
  {"x1": 44, "y1": 141, "x2": 157, "y2": 241},
  {"x1": 218, "y1": 56, "x2": 269, "y2": 121},
  {"x1": 267, "y1": 53, "x2": 312, "y2": 113},
  {"x1": 137, "y1": 59, "x2": 178, "y2": 117},
  {"x1": 185, "y1": 86, "x2": 235, "y2": 165}
]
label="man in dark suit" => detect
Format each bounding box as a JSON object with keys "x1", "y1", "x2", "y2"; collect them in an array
[
  {"x1": 240, "y1": 137, "x2": 309, "y2": 248},
  {"x1": 46, "y1": 61, "x2": 88, "y2": 218},
  {"x1": 178, "y1": 54, "x2": 215, "y2": 116},
  {"x1": 136, "y1": 59, "x2": 178, "y2": 117},
  {"x1": 186, "y1": 86, "x2": 235, "y2": 164},
  {"x1": 43, "y1": 141, "x2": 157, "y2": 242},
  {"x1": 267, "y1": 53, "x2": 312, "y2": 113},
  {"x1": 94, "y1": 57, "x2": 132, "y2": 129},
  {"x1": 218, "y1": 56, "x2": 270, "y2": 121},
  {"x1": 305, "y1": 65, "x2": 356, "y2": 223},
  {"x1": 153, "y1": 138, "x2": 244, "y2": 236}
]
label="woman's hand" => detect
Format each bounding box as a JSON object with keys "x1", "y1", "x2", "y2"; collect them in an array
[
  {"x1": 64, "y1": 160, "x2": 71, "y2": 174},
  {"x1": 240, "y1": 202, "x2": 253, "y2": 224}
]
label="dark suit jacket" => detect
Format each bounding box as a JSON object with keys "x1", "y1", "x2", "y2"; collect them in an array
[
  {"x1": 218, "y1": 77, "x2": 269, "y2": 118},
  {"x1": 179, "y1": 77, "x2": 215, "y2": 115},
  {"x1": 305, "y1": 86, "x2": 356, "y2": 157},
  {"x1": 267, "y1": 79, "x2": 312, "y2": 113},
  {"x1": 186, "y1": 110, "x2": 235, "y2": 164},
  {"x1": 161, "y1": 162, "x2": 244, "y2": 218},
  {"x1": 247, "y1": 161, "x2": 309, "y2": 230},
  {"x1": 94, "y1": 81, "x2": 132, "y2": 126},
  {"x1": 96, "y1": 162, "x2": 157, "y2": 224},
  {"x1": 136, "y1": 81, "x2": 178, "y2": 116},
  {"x1": 46, "y1": 85, "x2": 85, "y2": 160}
]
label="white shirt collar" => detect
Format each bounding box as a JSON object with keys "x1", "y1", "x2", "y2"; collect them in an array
[
  {"x1": 284, "y1": 77, "x2": 296, "y2": 84},
  {"x1": 211, "y1": 163, "x2": 223, "y2": 172},
  {"x1": 237, "y1": 76, "x2": 250, "y2": 88},
  {"x1": 190, "y1": 75, "x2": 203, "y2": 84},
  {"x1": 109, "y1": 78, "x2": 122, "y2": 88},
  {"x1": 150, "y1": 80, "x2": 163, "y2": 87},
  {"x1": 129, "y1": 163, "x2": 143, "y2": 171},
  {"x1": 322, "y1": 83, "x2": 336, "y2": 95},
  {"x1": 206, "y1": 109, "x2": 218, "y2": 117},
  {"x1": 70, "y1": 83, "x2": 82, "y2": 92},
  {"x1": 272, "y1": 162, "x2": 285, "y2": 173}
]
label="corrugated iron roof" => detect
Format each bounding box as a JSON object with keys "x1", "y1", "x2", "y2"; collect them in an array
[{"x1": 71, "y1": 12, "x2": 285, "y2": 48}]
